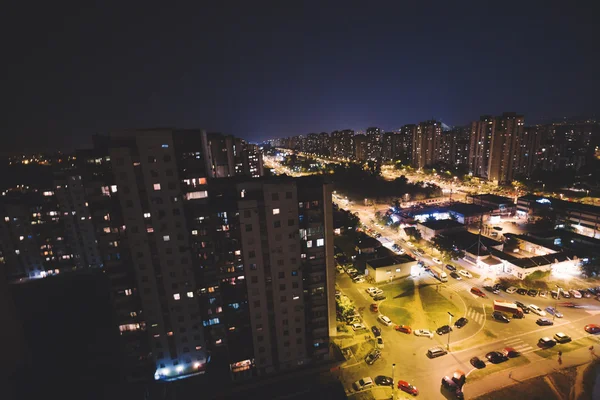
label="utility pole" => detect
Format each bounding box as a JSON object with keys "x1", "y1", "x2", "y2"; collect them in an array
[
  {"x1": 447, "y1": 312, "x2": 454, "y2": 350},
  {"x1": 392, "y1": 363, "x2": 396, "y2": 400}
]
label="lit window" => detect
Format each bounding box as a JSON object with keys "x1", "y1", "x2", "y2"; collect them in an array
[
  {"x1": 306, "y1": 241, "x2": 313, "y2": 248},
  {"x1": 163, "y1": 235, "x2": 170, "y2": 241},
  {"x1": 19, "y1": 236, "x2": 24, "y2": 241},
  {"x1": 173, "y1": 293, "x2": 180, "y2": 300},
  {"x1": 316, "y1": 238, "x2": 324, "y2": 247},
  {"x1": 111, "y1": 185, "x2": 118, "y2": 193},
  {"x1": 187, "y1": 291, "x2": 194, "y2": 298},
  {"x1": 273, "y1": 208, "x2": 280, "y2": 215},
  {"x1": 192, "y1": 230, "x2": 198, "y2": 235},
  {"x1": 185, "y1": 191, "x2": 208, "y2": 200},
  {"x1": 162, "y1": 144, "x2": 169, "y2": 148},
  {"x1": 125, "y1": 289, "x2": 132, "y2": 296},
  {"x1": 144, "y1": 212, "x2": 151, "y2": 219},
  {"x1": 147, "y1": 227, "x2": 154, "y2": 233},
  {"x1": 154, "y1": 183, "x2": 161, "y2": 191},
  {"x1": 293, "y1": 295, "x2": 300, "y2": 300}
]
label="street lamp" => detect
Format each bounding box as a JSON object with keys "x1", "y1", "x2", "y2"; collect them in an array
[
  {"x1": 392, "y1": 363, "x2": 396, "y2": 400},
  {"x1": 447, "y1": 312, "x2": 454, "y2": 350},
  {"x1": 554, "y1": 284, "x2": 560, "y2": 321}
]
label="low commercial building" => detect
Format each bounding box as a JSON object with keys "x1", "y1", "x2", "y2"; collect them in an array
[
  {"x1": 417, "y1": 219, "x2": 465, "y2": 241},
  {"x1": 445, "y1": 203, "x2": 492, "y2": 225},
  {"x1": 355, "y1": 236, "x2": 382, "y2": 255},
  {"x1": 468, "y1": 194, "x2": 516, "y2": 217},
  {"x1": 365, "y1": 255, "x2": 417, "y2": 283}
]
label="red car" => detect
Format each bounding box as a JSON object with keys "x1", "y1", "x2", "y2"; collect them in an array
[
  {"x1": 394, "y1": 325, "x2": 412, "y2": 334},
  {"x1": 585, "y1": 324, "x2": 600, "y2": 334},
  {"x1": 398, "y1": 380, "x2": 419, "y2": 396},
  {"x1": 502, "y1": 347, "x2": 520, "y2": 358}
]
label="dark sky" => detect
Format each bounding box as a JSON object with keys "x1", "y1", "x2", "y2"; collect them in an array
[{"x1": 2, "y1": 1, "x2": 599, "y2": 152}]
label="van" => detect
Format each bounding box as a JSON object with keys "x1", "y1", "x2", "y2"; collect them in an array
[
  {"x1": 378, "y1": 315, "x2": 393, "y2": 326},
  {"x1": 470, "y1": 287, "x2": 487, "y2": 298},
  {"x1": 427, "y1": 346, "x2": 448, "y2": 358}
]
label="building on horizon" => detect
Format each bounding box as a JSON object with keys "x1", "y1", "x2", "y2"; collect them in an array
[{"x1": 411, "y1": 120, "x2": 442, "y2": 169}]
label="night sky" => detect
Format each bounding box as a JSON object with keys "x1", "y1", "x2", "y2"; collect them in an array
[{"x1": 2, "y1": 2, "x2": 599, "y2": 152}]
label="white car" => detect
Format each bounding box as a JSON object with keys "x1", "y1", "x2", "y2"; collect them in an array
[
  {"x1": 370, "y1": 289, "x2": 384, "y2": 297},
  {"x1": 395, "y1": 248, "x2": 406, "y2": 255},
  {"x1": 407, "y1": 241, "x2": 415, "y2": 248},
  {"x1": 529, "y1": 304, "x2": 546, "y2": 316},
  {"x1": 376, "y1": 337, "x2": 384, "y2": 349},
  {"x1": 570, "y1": 289, "x2": 582, "y2": 299},
  {"x1": 506, "y1": 286, "x2": 517, "y2": 294},
  {"x1": 352, "y1": 323, "x2": 366, "y2": 331},
  {"x1": 458, "y1": 270, "x2": 472, "y2": 278},
  {"x1": 378, "y1": 315, "x2": 393, "y2": 326},
  {"x1": 432, "y1": 258, "x2": 442, "y2": 265},
  {"x1": 353, "y1": 377, "x2": 374, "y2": 391},
  {"x1": 414, "y1": 329, "x2": 434, "y2": 338},
  {"x1": 353, "y1": 276, "x2": 365, "y2": 283},
  {"x1": 366, "y1": 287, "x2": 378, "y2": 295}
]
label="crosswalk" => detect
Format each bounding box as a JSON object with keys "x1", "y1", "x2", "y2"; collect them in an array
[
  {"x1": 503, "y1": 337, "x2": 535, "y2": 355},
  {"x1": 465, "y1": 307, "x2": 485, "y2": 325},
  {"x1": 446, "y1": 280, "x2": 472, "y2": 292}
]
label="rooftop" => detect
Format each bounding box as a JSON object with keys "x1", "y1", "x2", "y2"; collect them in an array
[
  {"x1": 367, "y1": 254, "x2": 415, "y2": 269},
  {"x1": 469, "y1": 193, "x2": 514, "y2": 205},
  {"x1": 356, "y1": 236, "x2": 382, "y2": 249},
  {"x1": 418, "y1": 219, "x2": 464, "y2": 230},
  {"x1": 446, "y1": 202, "x2": 492, "y2": 217}
]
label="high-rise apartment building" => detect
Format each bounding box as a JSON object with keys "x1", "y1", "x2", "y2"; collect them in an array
[
  {"x1": 331, "y1": 130, "x2": 355, "y2": 159},
  {"x1": 439, "y1": 126, "x2": 470, "y2": 167},
  {"x1": 381, "y1": 132, "x2": 396, "y2": 161},
  {"x1": 411, "y1": 120, "x2": 442, "y2": 169},
  {"x1": 487, "y1": 112, "x2": 525, "y2": 184},
  {"x1": 469, "y1": 115, "x2": 495, "y2": 178},
  {"x1": 365, "y1": 127, "x2": 382, "y2": 160},
  {"x1": 353, "y1": 134, "x2": 367, "y2": 161},
  {"x1": 399, "y1": 124, "x2": 416, "y2": 164}
]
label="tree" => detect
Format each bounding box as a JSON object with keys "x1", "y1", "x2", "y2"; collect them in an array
[{"x1": 431, "y1": 235, "x2": 465, "y2": 261}]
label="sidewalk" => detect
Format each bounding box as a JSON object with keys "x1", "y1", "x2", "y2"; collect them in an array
[{"x1": 464, "y1": 344, "x2": 598, "y2": 399}]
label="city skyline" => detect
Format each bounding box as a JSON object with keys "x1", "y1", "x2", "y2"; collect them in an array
[{"x1": 2, "y1": 2, "x2": 599, "y2": 153}]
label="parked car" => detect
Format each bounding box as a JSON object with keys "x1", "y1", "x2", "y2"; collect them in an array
[
  {"x1": 554, "y1": 332, "x2": 572, "y2": 343},
  {"x1": 432, "y1": 257, "x2": 442, "y2": 265},
  {"x1": 529, "y1": 304, "x2": 546, "y2": 316},
  {"x1": 502, "y1": 347, "x2": 520, "y2": 358},
  {"x1": 551, "y1": 290, "x2": 560, "y2": 299},
  {"x1": 536, "y1": 318, "x2": 554, "y2": 326},
  {"x1": 373, "y1": 294, "x2": 386, "y2": 301},
  {"x1": 471, "y1": 287, "x2": 487, "y2": 298},
  {"x1": 371, "y1": 326, "x2": 381, "y2": 337},
  {"x1": 446, "y1": 264, "x2": 457, "y2": 272},
  {"x1": 370, "y1": 289, "x2": 384, "y2": 297},
  {"x1": 493, "y1": 226, "x2": 503, "y2": 231},
  {"x1": 484, "y1": 285, "x2": 500, "y2": 294},
  {"x1": 353, "y1": 275, "x2": 365, "y2": 283},
  {"x1": 570, "y1": 289, "x2": 582, "y2": 299},
  {"x1": 370, "y1": 303, "x2": 379, "y2": 313},
  {"x1": 395, "y1": 325, "x2": 412, "y2": 334},
  {"x1": 492, "y1": 311, "x2": 510, "y2": 323},
  {"x1": 378, "y1": 315, "x2": 393, "y2": 326},
  {"x1": 365, "y1": 349, "x2": 381, "y2": 365},
  {"x1": 437, "y1": 325, "x2": 453, "y2": 335},
  {"x1": 545, "y1": 306, "x2": 563, "y2": 318},
  {"x1": 561, "y1": 291, "x2": 571, "y2": 299},
  {"x1": 506, "y1": 286, "x2": 518, "y2": 294},
  {"x1": 538, "y1": 337, "x2": 557, "y2": 348},
  {"x1": 458, "y1": 270, "x2": 472, "y2": 278},
  {"x1": 427, "y1": 346, "x2": 448, "y2": 358},
  {"x1": 581, "y1": 289, "x2": 592, "y2": 298},
  {"x1": 517, "y1": 288, "x2": 528, "y2": 295},
  {"x1": 450, "y1": 272, "x2": 462, "y2": 280},
  {"x1": 376, "y1": 337, "x2": 384, "y2": 349},
  {"x1": 374, "y1": 375, "x2": 393, "y2": 386},
  {"x1": 353, "y1": 377, "x2": 374, "y2": 391},
  {"x1": 486, "y1": 351, "x2": 508, "y2": 364},
  {"x1": 528, "y1": 289, "x2": 538, "y2": 297},
  {"x1": 414, "y1": 329, "x2": 434, "y2": 338},
  {"x1": 398, "y1": 380, "x2": 419, "y2": 396},
  {"x1": 470, "y1": 356, "x2": 486, "y2": 369},
  {"x1": 585, "y1": 324, "x2": 600, "y2": 334},
  {"x1": 539, "y1": 290, "x2": 548, "y2": 298},
  {"x1": 515, "y1": 301, "x2": 530, "y2": 313},
  {"x1": 441, "y1": 376, "x2": 464, "y2": 399},
  {"x1": 455, "y1": 317, "x2": 468, "y2": 328},
  {"x1": 366, "y1": 287, "x2": 378, "y2": 295},
  {"x1": 352, "y1": 323, "x2": 367, "y2": 331}
]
